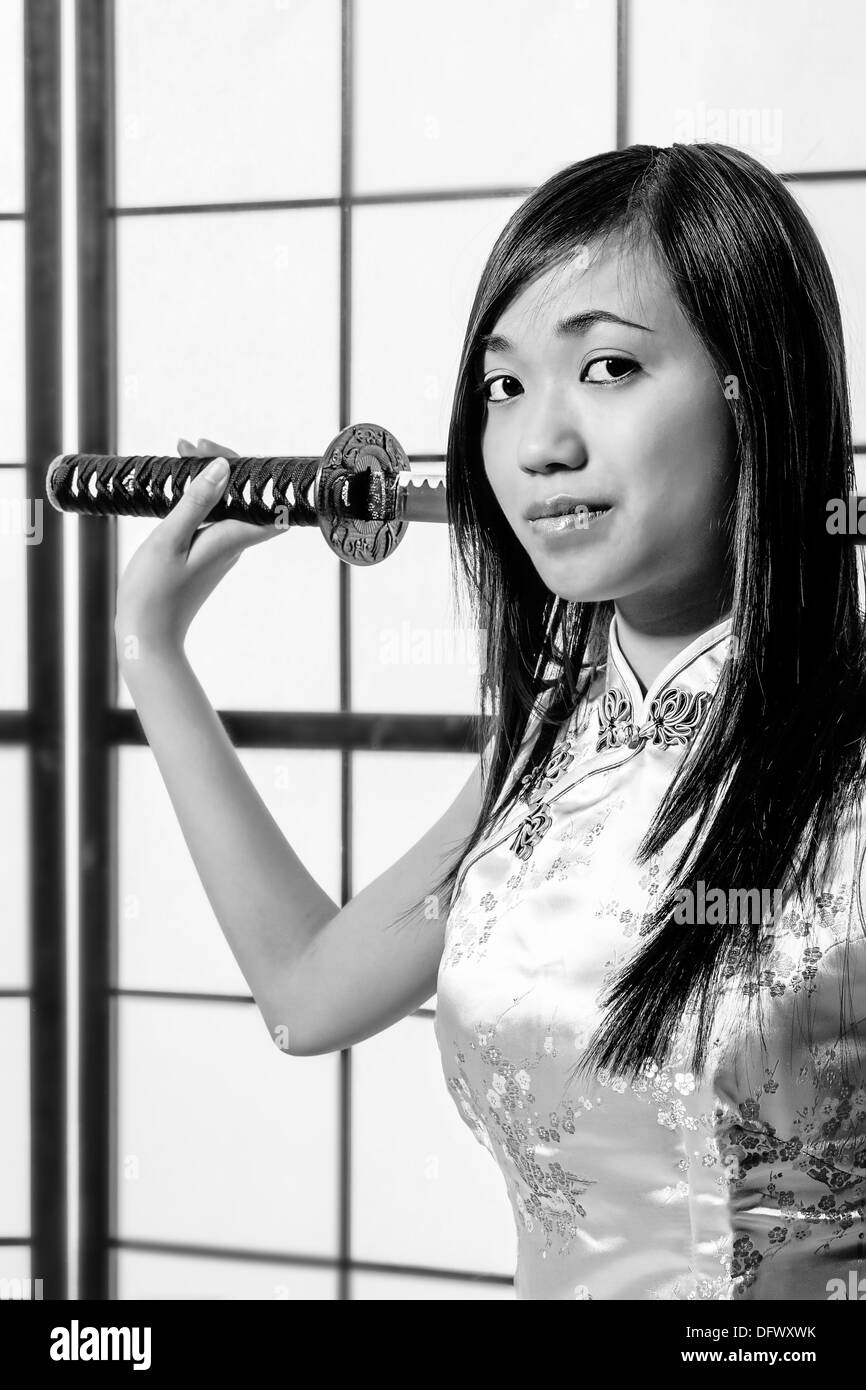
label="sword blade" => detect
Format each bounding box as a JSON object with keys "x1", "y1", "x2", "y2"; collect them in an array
[{"x1": 394, "y1": 464, "x2": 448, "y2": 523}]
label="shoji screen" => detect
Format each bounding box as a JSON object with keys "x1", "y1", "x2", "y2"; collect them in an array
[
  {"x1": 75, "y1": 0, "x2": 864, "y2": 1301},
  {"x1": 80, "y1": 0, "x2": 618, "y2": 1299},
  {"x1": 0, "y1": 0, "x2": 65, "y2": 1302}
]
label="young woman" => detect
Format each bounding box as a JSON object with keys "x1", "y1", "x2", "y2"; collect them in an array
[{"x1": 116, "y1": 142, "x2": 866, "y2": 1301}]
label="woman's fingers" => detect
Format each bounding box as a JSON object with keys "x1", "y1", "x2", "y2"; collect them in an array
[
  {"x1": 176, "y1": 436, "x2": 238, "y2": 459},
  {"x1": 158, "y1": 457, "x2": 233, "y2": 557},
  {"x1": 197, "y1": 436, "x2": 239, "y2": 459},
  {"x1": 163, "y1": 435, "x2": 284, "y2": 559},
  {"x1": 186, "y1": 516, "x2": 283, "y2": 566}
]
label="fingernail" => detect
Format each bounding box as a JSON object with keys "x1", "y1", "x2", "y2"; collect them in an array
[{"x1": 203, "y1": 457, "x2": 229, "y2": 483}]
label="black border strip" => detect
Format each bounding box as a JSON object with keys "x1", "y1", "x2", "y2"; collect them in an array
[
  {"x1": 337, "y1": 0, "x2": 354, "y2": 1304},
  {"x1": 109, "y1": 188, "x2": 535, "y2": 216},
  {"x1": 77, "y1": 0, "x2": 118, "y2": 1302},
  {"x1": 106, "y1": 168, "x2": 866, "y2": 220},
  {"x1": 24, "y1": 0, "x2": 66, "y2": 1302},
  {"x1": 108, "y1": 709, "x2": 483, "y2": 752},
  {"x1": 109, "y1": 1236, "x2": 514, "y2": 1288},
  {"x1": 0, "y1": 712, "x2": 33, "y2": 741}
]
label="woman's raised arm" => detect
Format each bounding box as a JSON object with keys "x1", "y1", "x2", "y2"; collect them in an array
[{"x1": 116, "y1": 437, "x2": 483, "y2": 1059}]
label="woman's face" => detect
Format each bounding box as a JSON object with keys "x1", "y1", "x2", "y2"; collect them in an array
[{"x1": 478, "y1": 236, "x2": 736, "y2": 624}]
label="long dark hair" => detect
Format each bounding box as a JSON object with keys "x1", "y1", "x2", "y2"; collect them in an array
[{"x1": 407, "y1": 142, "x2": 866, "y2": 1079}]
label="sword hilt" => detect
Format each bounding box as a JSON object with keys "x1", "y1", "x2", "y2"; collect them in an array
[{"x1": 45, "y1": 422, "x2": 447, "y2": 566}]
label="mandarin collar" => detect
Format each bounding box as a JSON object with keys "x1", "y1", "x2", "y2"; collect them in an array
[{"x1": 596, "y1": 612, "x2": 733, "y2": 753}]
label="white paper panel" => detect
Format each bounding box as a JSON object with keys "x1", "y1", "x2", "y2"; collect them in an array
[
  {"x1": 0, "y1": 471, "x2": 28, "y2": 711},
  {"x1": 788, "y1": 181, "x2": 866, "y2": 443},
  {"x1": 350, "y1": 522, "x2": 482, "y2": 713},
  {"x1": 116, "y1": 515, "x2": 340, "y2": 712},
  {"x1": 352, "y1": 198, "x2": 521, "y2": 455},
  {"x1": 0, "y1": 1, "x2": 23, "y2": 211},
  {"x1": 117, "y1": 209, "x2": 340, "y2": 456},
  {"x1": 115, "y1": 1249, "x2": 337, "y2": 1300},
  {"x1": 355, "y1": 0, "x2": 617, "y2": 193},
  {"x1": 118, "y1": 746, "x2": 341, "y2": 993},
  {"x1": 0, "y1": 223, "x2": 24, "y2": 461},
  {"x1": 630, "y1": 0, "x2": 866, "y2": 172},
  {"x1": 0, "y1": 999, "x2": 30, "y2": 1235},
  {"x1": 351, "y1": 1016, "x2": 516, "y2": 1275},
  {"x1": 0, "y1": 749, "x2": 28, "y2": 987},
  {"x1": 115, "y1": 0, "x2": 341, "y2": 206},
  {"x1": 0, "y1": 1246, "x2": 30, "y2": 1289},
  {"x1": 351, "y1": 750, "x2": 476, "y2": 889},
  {"x1": 117, "y1": 997, "x2": 340, "y2": 1256},
  {"x1": 352, "y1": 748, "x2": 477, "y2": 1012}
]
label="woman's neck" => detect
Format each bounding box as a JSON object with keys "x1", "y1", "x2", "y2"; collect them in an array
[{"x1": 613, "y1": 595, "x2": 732, "y2": 697}]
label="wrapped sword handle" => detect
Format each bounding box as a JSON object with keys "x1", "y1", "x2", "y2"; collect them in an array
[{"x1": 46, "y1": 422, "x2": 446, "y2": 566}]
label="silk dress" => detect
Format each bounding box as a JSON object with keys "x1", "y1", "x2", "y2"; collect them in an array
[{"x1": 433, "y1": 615, "x2": 866, "y2": 1299}]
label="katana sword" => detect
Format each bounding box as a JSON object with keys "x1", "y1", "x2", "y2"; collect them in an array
[
  {"x1": 44, "y1": 421, "x2": 866, "y2": 562},
  {"x1": 45, "y1": 422, "x2": 447, "y2": 566}
]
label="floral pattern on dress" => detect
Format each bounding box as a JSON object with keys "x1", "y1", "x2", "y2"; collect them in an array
[
  {"x1": 442, "y1": 795, "x2": 626, "y2": 972},
  {"x1": 702, "y1": 882, "x2": 853, "y2": 1022},
  {"x1": 442, "y1": 1008, "x2": 600, "y2": 1259},
  {"x1": 711, "y1": 1047, "x2": 866, "y2": 1297},
  {"x1": 507, "y1": 701, "x2": 606, "y2": 864},
  {"x1": 596, "y1": 684, "x2": 714, "y2": 752}
]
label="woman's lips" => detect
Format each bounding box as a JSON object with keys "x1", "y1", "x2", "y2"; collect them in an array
[{"x1": 529, "y1": 505, "x2": 612, "y2": 535}]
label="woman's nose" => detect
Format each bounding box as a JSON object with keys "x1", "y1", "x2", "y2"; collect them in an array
[{"x1": 516, "y1": 396, "x2": 587, "y2": 473}]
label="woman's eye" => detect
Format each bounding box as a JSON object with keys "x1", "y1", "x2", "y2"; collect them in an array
[
  {"x1": 480, "y1": 374, "x2": 523, "y2": 404},
  {"x1": 580, "y1": 356, "x2": 638, "y2": 385},
  {"x1": 480, "y1": 358, "x2": 638, "y2": 401},
  {"x1": 479, "y1": 358, "x2": 638, "y2": 402}
]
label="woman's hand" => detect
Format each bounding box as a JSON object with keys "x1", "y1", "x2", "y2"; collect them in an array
[{"x1": 114, "y1": 435, "x2": 284, "y2": 661}]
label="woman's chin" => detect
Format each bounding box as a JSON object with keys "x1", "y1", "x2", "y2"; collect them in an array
[{"x1": 537, "y1": 567, "x2": 622, "y2": 606}]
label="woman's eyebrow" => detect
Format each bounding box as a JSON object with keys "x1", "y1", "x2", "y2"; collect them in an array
[{"x1": 479, "y1": 310, "x2": 654, "y2": 355}]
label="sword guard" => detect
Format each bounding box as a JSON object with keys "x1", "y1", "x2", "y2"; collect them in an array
[{"x1": 315, "y1": 422, "x2": 410, "y2": 566}]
